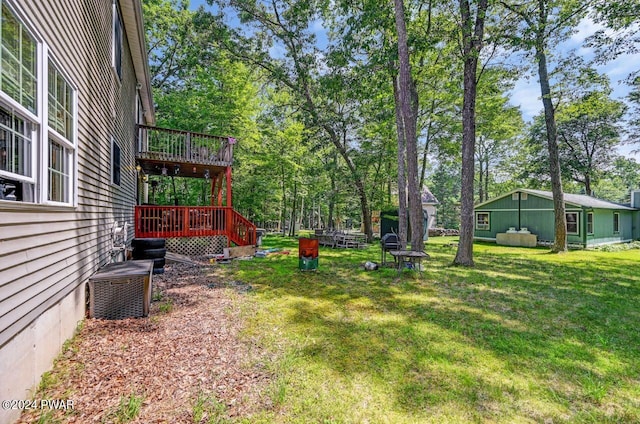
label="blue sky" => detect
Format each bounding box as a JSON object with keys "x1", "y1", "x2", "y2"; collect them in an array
[
  {"x1": 188, "y1": 1, "x2": 638, "y2": 160},
  {"x1": 509, "y1": 18, "x2": 640, "y2": 160},
  {"x1": 511, "y1": 18, "x2": 639, "y2": 121}
]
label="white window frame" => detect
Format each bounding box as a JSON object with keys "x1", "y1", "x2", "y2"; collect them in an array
[
  {"x1": 475, "y1": 212, "x2": 490, "y2": 231},
  {"x1": 0, "y1": 1, "x2": 38, "y2": 188},
  {"x1": 0, "y1": 104, "x2": 36, "y2": 181},
  {"x1": 613, "y1": 212, "x2": 620, "y2": 234},
  {"x1": 566, "y1": 212, "x2": 579, "y2": 235},
  {"x1": 0, "y1": 1, "x2": 37, "y2": 114},
  {"x1": 45, "y1": 58, "x2": 77, "y2": 205},
  {"x1": 586, "y1": 212, "x2": 594, "y2": 235},
  {"x1": 0, "y1": 1, "x2": 77, "y2": 207}
]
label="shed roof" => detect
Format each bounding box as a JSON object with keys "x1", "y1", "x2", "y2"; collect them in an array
[
  {"x1": 421, "y1": 186, "x2": 439, "y2": 205},
  {"x1": 476, "y1": 189, "x2": 638, "y2": 211}
]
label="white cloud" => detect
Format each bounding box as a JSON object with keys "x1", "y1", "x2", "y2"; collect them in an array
[
  {"x1": 570, "y1": 17, "x2": 606, "y2": 44},
  {"x1": 510, "y1": 78, "x2": 542, "y2": 121},
  {"x1": 509, "y1": 17, "x2": 638, "y2": 123}
]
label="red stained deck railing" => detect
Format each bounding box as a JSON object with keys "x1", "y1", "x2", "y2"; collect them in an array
[
  {"x1": 137, "y1": 124, "x2": 235, "y2": 166},
  {"x1": 134, "y1": 206, "x2": 256, "y2": 246}
]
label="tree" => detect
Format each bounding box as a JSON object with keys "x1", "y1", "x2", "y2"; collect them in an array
[
  {"x1": 144, "y1": 0, "x2": 225, "y2": 92},
  {"x1": 556, "y1": 90, "x2": 626, "y2": 195},
  {"x1": 393, "y1": 0, "x2": 423, "y2": 252},
  {"x1": 588, "y1": 2, "x2": 640, "y2": 64},
  {"x1": 499, "y1": 0, "x2": 590, "y2": 253},
  {"x1": 628, "y1": 76, "x2": 640, "y2": 149},
  {"x1": 474, "y1": 68, "x2": 523, "y2": 202},
  {"x1": 453, "y1": 0, "x2": 490, "y2": 267},
  {"x1": 428, "y1": 154, "x2": 462, "y2": 229},
  {"x1": 143, "y1": 0, "x2": 261, "y2": 207},
  {"x1": 208, "y1": 0, "x2": 380, "y2": 241}
]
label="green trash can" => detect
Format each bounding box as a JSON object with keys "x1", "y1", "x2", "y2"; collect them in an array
[{"x1": 298, "y1": 238, "x2": 319, "y2": 271}]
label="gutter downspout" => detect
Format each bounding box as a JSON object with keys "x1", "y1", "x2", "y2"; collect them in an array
[
  {"x1": 518, "y1": 191, "x2": 521, "y2": 231},
  {"x1": 583, "y1": 208, "x2": 587, "y2": 248}
]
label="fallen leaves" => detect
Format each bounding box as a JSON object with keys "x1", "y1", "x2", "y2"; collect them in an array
[{"x1": 18, "y1": 262, "x2": 271, "y2": 423}]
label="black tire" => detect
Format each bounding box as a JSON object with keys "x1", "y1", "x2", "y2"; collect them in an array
[
  {"x1": 131, "y1": 238, "x2": 165, "y2": 249},
  {"x1": 152, "y1": 267, "x2": 165, "y2": 275},
  {"x1": 152, "y1": 258, "x2": 166, "y2": 268},
  {"x1": 133, "y1": 248, "x2": 167, "y2": 259}
]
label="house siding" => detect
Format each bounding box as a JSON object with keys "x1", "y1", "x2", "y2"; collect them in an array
[
  {"x1": 474, "y1": 190, "x2": 638, "y2": 247},
  {"x1": 0, "y1": 0, "x2": 147, "y2": 422},
  {"x1": 586, "y1": 209, "x2": 634, "y2": 246}
]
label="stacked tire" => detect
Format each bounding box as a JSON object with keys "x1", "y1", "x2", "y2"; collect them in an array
[{"x1": 132, "y1": 238, "x2": 166, "y2": 274}]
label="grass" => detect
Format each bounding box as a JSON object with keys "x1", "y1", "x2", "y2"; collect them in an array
[
  {"x1": 103, "y1": 392, "x2": 144, "y2": 423},
  {"x1": 227, "y1": 235, "x2": 640, "y2": 423},
  {"x1": 192, "y1": 392, "x2": 229, "y2": 424}
]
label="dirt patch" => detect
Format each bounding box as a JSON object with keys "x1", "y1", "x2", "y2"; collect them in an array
[{"x1": 18, "y1": 262, "x2": 271, "y2": 423}]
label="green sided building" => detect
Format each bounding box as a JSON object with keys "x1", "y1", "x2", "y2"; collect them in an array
[{"x1": 474, "y1": 189, "x2": 640, "y2": 248}]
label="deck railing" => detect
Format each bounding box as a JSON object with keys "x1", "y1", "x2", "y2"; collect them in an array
[
  {"x1": 136, "y1": 124, "x2": 235, "y2": 166},
  {"x1": 134, "y1": 206, "x2": 256, "y2": 246}
]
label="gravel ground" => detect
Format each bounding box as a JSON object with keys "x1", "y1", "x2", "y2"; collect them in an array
[{"x1": 18, "y1": 261, "x2": 271, "y2": 423}]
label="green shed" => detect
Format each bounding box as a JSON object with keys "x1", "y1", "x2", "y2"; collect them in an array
[{"x1": 474, "y1": 189, "x2": 640, "y2": 248}]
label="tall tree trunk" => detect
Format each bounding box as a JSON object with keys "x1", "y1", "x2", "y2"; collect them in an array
[
  {"x1": 407, "y1": 71, "x2": 424, "y2": 251},
  {"x1": 419, "y1": 99, "x2": 437, "y2": 187},
  {"x1": 536, "y1": 38, "x2": 567, "y2": 253},
  {"x1": 393, "y1": 74, "x2": 408, "y2": 249},
  {"x1": 289, "y1": 178, "x2": 298, "y2": 237},
  {"x1": 454, "y1": 0, "x2": 489, "y2": 266},
  {"x1": 328, "y1": 154, "x2": 336, "y2": 229},
  {"x1": 483, "y1": 158, "x2": 489, "y2": 202},
  {"x1": 299, "y1": 194, "x2": 304, "y2": 230},
  {"x1": 394, "y1": 0, "x2": 423, "y2": 252},
  {"x1": 280, "y1": 164, "x2": 287, "y2": 236},
  {"x1": 478, "y1": 158, "x2": 484, "y2": 202}
]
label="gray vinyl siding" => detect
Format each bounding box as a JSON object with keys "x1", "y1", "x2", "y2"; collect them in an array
[{"x1": 0, "y1": 0, "x2": 143, "y2": 347}]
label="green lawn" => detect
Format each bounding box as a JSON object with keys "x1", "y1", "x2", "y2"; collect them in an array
[{"x1": 230, "y1": 235, "x2": 640, "y2": 423}]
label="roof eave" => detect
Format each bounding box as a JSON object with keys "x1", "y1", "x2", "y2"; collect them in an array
[{"x1": 120, "y1": 0, "x2": 155, "y2": 126}]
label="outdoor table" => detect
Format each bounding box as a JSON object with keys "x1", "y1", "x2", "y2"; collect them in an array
[
  {"x1": 335, "y1": 233, "x2": 358, "y2": 248},
  {"x1": 389, "y1": 250, "x2": 430, "y2": 275}
]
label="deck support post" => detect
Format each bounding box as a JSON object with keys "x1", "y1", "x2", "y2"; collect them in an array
[{"x1": 225, "y1": 166, "x2": 232, "y2": 207}]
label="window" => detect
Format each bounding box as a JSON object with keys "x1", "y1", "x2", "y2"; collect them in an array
[
  {"x1": 47, "y1": 60, "x2": 74, "y2": 203},
  {"x1": 0, "y1": 2, "x2": 76, "y2": 205},
  {"x1": 475, "y1": 212, "x2": 490, "y2": 230},
  {"x1": 48, "y1": 139, "x2": 69, "y2": 202},
  {"x1": 0, "y1": 2, "x2": 36, "y2": 112},
  {"x1": 613, "y1": 213, "x2": 619, "y2": 234},
  {"x1": 0, "y1": 106, "x2": 31, "y2": 177},
  {"x1": 587, "y1": 212, "x2": 593, "y2": 235},
  {"x1": 566, "y1": 212, "x2": 579, "y2": 234},
  {"x1": 112, "y1": 1, "x2": 122, "y2": 80},
  {"x1": 48, "y1": 63, "x2": 73, "y2": 140},
  {"x1": 112, "y1": 138, "x2": 121, "y2": 185}
]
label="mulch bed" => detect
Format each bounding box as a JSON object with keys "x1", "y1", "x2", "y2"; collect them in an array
[{"x1": 18, "y1": 261, "x2": 272, "y2": 423}]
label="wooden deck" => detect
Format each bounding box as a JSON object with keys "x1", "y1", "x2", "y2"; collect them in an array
[
  {"x1": 136, "y1": 124, "x2": 235, "y2": 179},
  {"x1": 135, "y1": 205, "x2": 256, "y2": 247}
]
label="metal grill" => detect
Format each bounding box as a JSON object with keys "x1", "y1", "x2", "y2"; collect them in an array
[
  {"x1": 165, "y1": 236, "x2": 228, "y2": 256},
  {"x1": 90, "y1": 278, "x2": 145, "y2": 319}
]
